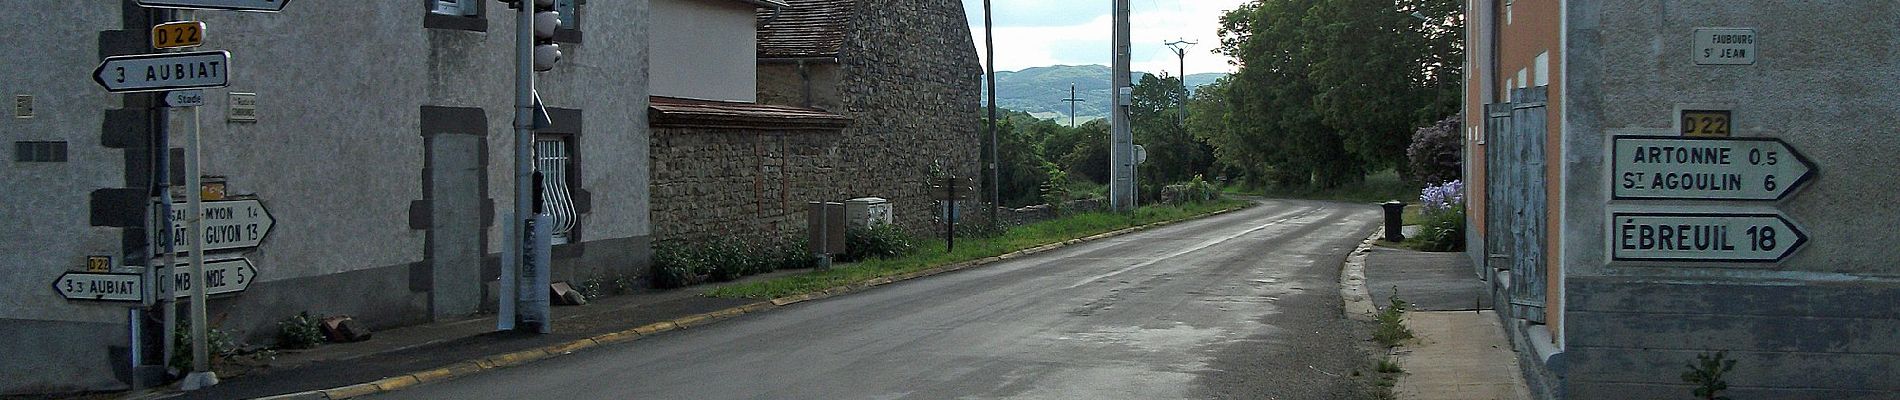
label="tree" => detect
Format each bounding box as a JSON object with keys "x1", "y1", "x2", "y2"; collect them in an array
[
  {"x1": 1058, "y1": 120, "x2": 1112, "y2": 184},
  {"x1": 1197, "y1": 0, "x2": 1465, "y2": 189},
  {"x1": 1407, "y1": 115, "x2": 1463, "y2": 186},
  {"x1": 994, "y1": 113, "x2": 1055, "y2": 207},
  {"x1": 1130, "y1": 74, "x2": 1215, "y2": 193}
]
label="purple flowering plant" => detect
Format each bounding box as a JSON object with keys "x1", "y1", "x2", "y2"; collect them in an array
[{"x1": 1418, "y1": 179, "x2": 1464, "y2": 215}]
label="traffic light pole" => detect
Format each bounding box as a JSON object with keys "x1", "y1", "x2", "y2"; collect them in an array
[{"x1": 500, "y1": 0, "x2": 536, "y2": 333}]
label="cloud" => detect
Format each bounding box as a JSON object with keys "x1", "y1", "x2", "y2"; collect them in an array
[{"x1": 964, "y1": 0, "x2": 1248, "y2": 75}]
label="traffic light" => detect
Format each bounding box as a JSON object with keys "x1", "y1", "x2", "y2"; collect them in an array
[
  {"x1": 497, "y1": 0, "x2": 563, "y2": 72},
  {"x1": 533, "y1": 9, "x2": 562, "y2": 71}
]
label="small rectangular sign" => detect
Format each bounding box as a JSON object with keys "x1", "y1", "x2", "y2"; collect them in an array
[
  {"x1": 228, "y1": 92, "x2": 257, "y2": 122},
  {"x1": 165, "y1": 90, "x2": 205, "y2": 108},
  {"x1": 152, "y1": 21, "x2": 205, "y2": 49},
  {"x1": 1679, "y1": 110, "x2": 1731, "y2": 137},
  {"x1": 1694, "y1": 28, "x2": 1756, "y2": 65},
  {"x1": 86, "y1": 256, "x2": 113, "y2": 273},
  {"x1": 13, "y1": 95, "x2": 31, "y2": 118}
]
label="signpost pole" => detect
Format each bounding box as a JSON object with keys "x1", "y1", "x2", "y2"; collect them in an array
[
  {"x1": 177, "y1": 10, "x2": 217, "y2": 390},
  {"x1": 152, "y1": 7, "x2": 182, "y2": 383}
]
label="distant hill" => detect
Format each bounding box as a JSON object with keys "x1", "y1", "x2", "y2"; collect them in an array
[{"x1": 982, "y1": 65, "x2": 1226, "y2": 123}]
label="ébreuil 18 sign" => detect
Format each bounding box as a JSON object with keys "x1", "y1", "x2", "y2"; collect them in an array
[
  {"x1": 1611, "y1": 211, "x2": 1807, "y2": 263},
  {"x1": 93, "y1": 51, "x2": 229, "y2": 93},
  {"x1": 1613, "y1": 136, "x2": 1813, "y2": 201}
]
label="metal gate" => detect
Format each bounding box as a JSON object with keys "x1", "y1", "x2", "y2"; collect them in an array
[{"x1": 1484, "y1": 86, "x2": 1548, "y2": 323}]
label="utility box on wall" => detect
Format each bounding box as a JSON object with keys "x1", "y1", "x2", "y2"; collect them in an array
[{"x1": 845, "y1": 197, "x2": 892, "y2": 228}]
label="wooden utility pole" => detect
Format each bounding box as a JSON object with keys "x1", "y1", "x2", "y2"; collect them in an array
[
  {"x1": 984, "y1": 0, "x2": 999, "y2": 228},
  {"x1": 1165, "y1": 39, "x2": 1197, "y2": 123},
  {"x1": 1061, "y1": 83, "x2": 1084, "y2": 127}
]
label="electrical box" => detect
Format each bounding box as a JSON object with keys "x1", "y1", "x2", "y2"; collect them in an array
[{"x1": 845, "y1": 197, "x2": 892, "y2": 228}]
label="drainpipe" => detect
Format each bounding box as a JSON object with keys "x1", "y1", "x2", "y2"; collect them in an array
[{"x1": 799, "y1": 60, "x2": 813, "y2": 108}]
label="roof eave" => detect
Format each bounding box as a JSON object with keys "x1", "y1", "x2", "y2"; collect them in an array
[{"x1": 730, "y1": 0, "x2": 790, "y2": 8}]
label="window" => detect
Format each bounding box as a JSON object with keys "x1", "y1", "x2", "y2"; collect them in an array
[
  {"x1": 547, "y1": 0, "x2": 584, "y2": 43},
  {"x1": 555, "y1": 0, "x2": 579, "y2": 29},
  {"x1": 1533, "y1": 52, "x2": 1549, "y2": 87},
  {"x1": 535, "y1": 137, "x2": 578, "y2": 245},
  {"x1": 431, "y1": 0, "x2": 474, "y2": 16},
  {"x1": 426, "y1": 0, "x2": 487, "y2": 31}
]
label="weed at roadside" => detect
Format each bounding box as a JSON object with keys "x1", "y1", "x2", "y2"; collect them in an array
[
  {"x1": 1373, "y1": 291, "x2": 1415, "y2": 347},
  {"x1": 1376, "y1": 357, "x2": 1403, "y2": 374}
]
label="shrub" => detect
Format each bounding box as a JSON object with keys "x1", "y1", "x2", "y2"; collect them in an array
[
  {"x1": 770, "y1": 233, "x2": 817, "y2": 270},
  {"x1": 276, "y1": 312, "x2": 325, "y2": 350},
  {"x1": 1682, "y1": 351, "x2": 1736, "y2": 400},
  {"x1": 171, "y1": 324, "x2": 240, "y2": 371},
  {"x1": 653, "y1": 234, "x2": 825, "y2": 289},
  {"x1": 650, "y1": 243, "x2": 706, "y2": 289},
  {"x1": 841, "y1": 223, "x2": 916, "y2": 262},
  {"x1": 1161, "y1": 175, "x2": 1222, "y2": 205},
  {"x1": 1409, "y1": 180, "x2": 1466, "y2": 252},
  {"x1": 578, "y1": 273, "x2": 637, "y2": 299},
  {"x1": 703, "y1": 238, "x2": 752, "y2": 282},
  {"x1": 1407, "y1": 115, "x2": 1463, "y2": 186}
]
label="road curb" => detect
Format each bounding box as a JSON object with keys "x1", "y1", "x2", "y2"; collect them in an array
[
  {"x1": 1340, "y1": 230, "x2": 1381, "y2": 321},
  {"x1": 251, "y1": 203, "x2": 1251, "y2": 399}
]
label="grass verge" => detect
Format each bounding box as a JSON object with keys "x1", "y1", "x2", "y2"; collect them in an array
[{"x1": 706, "y1": 199, "x2": 1250, "y2": 299}]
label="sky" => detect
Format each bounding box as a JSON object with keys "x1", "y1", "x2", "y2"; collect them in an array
[{"x1": 960, "y1": 0, "x2": 1251, "y2": 76}]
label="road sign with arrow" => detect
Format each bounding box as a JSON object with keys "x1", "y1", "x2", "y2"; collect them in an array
[
  {"x1": 93, "y1": 51, "x2": 229, "y2": 93},
  {"x1": 1613, "y1": 136, "x2": 1814, "y2": 201},
  {"x1": 1610, "y1": 211, "x2": 1807, "y2": 263}
]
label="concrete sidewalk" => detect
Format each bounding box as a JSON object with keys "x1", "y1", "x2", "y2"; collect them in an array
[
  {"x1": 1354, "y1": 238, "x2": 1531, "y2": 400},
  {"x1": 1391, "y1": 311, "x2": 1533, "y2": 400}
]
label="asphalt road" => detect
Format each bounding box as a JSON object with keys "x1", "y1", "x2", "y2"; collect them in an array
[{"x1": 376, "y1": 199, "x2": 1382, "y2": 400}]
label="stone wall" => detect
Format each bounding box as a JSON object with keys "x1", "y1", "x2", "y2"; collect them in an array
[
  {"x1": 831, "y1": 0, "x2": 983, "y2": 234},
  {"x1": 651, "y1": 0, "x2": 980, "y2": 243},
  {"x1": 651, "y1": 128, "x2": 846, "y2": 241}
]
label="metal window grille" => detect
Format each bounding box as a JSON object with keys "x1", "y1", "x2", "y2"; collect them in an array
[
  {"x1": 431, "y1": 0, "x2": 475, "y2": 16},
  {"x1": 535, "y1": 138, "x2": 578, "y2": 245}
]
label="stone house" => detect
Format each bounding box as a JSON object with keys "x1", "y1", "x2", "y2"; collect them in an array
[
  {"x1": 649, "y1": 0, "x2": 983, "y2": 242},
  {"x1": 1, "y1": 1, "x2": 652, "y2": 394}
]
